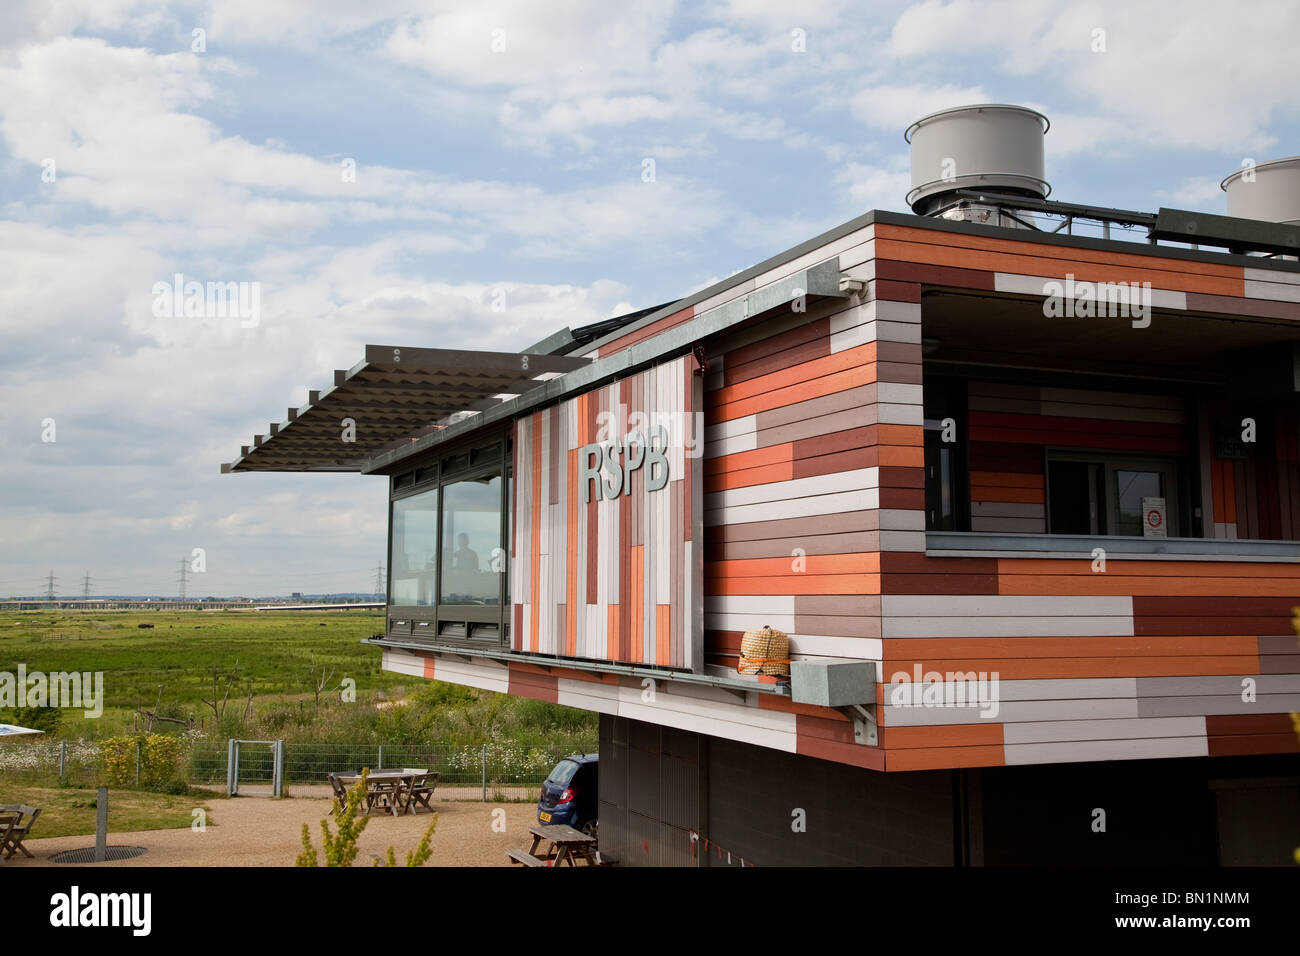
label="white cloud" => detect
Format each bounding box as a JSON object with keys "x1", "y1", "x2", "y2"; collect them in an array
[
  {"x1": 0, "y1": 37, "x2": 732, "y2": 255},
  {"x1": 3, "y1": 0, "x2": 1299, "y2": 598},
  {"x1": 886, "y1": 0, "x2": 1300, "y2": 153},
  {"x1": 1156, "y1": 175, "x2": 1227, "y2": 210},
  {"x1": 851, "y1": 82, "x2": 991, "y2": 132},
  {"x1": 836, "y1": 159, "x2": 913, "y2": 213}
]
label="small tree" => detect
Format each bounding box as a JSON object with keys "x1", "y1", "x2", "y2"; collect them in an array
[
  {"x1": 306, "y1": 654, "x2": 342, "y2": 713},
  {"x1": 296, "y1": 769, "x2": 437, "y2": 867}
]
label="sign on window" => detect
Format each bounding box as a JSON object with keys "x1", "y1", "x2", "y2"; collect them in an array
[{"x1": 1141, "y1": 496, "x2": 1167, "y2": 538}]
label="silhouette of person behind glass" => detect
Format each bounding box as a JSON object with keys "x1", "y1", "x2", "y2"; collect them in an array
[{"x1": 452, "y1": 532, "x2": 480, "y2": 572}]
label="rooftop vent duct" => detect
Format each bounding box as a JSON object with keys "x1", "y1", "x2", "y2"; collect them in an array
[
  {"x1": 1220, "y1": 157, "x2": 1300, "y2": 226},
  {"x1": 905, "y1": 104, "x2": 1050, "y2": 222}
]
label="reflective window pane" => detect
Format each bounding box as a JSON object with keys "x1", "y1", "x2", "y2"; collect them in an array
[
  {"x1": 390, "y1": 489, "x2": 438, "y2": 606},
  {"x1": 440, "y1": 475, "x2": 502, "y2": 605},
  {"x1": 1114, "y1": 469, "x2": 1163, "y2": 536}
]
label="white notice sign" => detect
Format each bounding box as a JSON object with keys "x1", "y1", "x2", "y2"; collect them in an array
[{"x1": 1142, "y1": 496, "x2": 1167, "y2": 538}]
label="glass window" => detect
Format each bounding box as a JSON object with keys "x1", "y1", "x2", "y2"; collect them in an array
[
  {"x1": 505, "y1": 470, "x2": 513, "y2": 605},
  {"x1": 390, "y1": 488, "x2": 438, "y2": 606},
  {"x1": 924, "y1": 430, "x2": 957, "y2": 530},
  {"x1": 386, "y1": 436, "x2": 509, "y2": 646},
  {"x1": 440, "y1": 474, "x2": 502, "y2": 606},
  {"x1": 922, "y1": 377, "x2": 967, "y2": 532},
  {"x1": 1048, "y1": 460, "x2": 1104, "y2": 535},
  {"x1": 1113, "y1": 469, "x2": 1164, "y2": 537},
  {"x1": 544, "y1": 759, "x2": 580, "y2": 787},
  {"x1": 1046, "y1": 453, "x2": 1178, "y2": 537}
]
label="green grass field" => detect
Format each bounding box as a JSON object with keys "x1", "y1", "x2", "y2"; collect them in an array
[
  {"x1": 2, "y1": 783, "x2": 214, "y2": 838},
  {"x1": 0, "y1": 608, "x2": 597, "y2": 755},
  {"x1": 0, "y1": 609, "x2": 393, "y2": 733}
]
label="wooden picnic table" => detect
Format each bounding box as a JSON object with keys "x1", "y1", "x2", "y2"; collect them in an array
[
  {"x1": 526, "y1": 823, "x2": 597, "y2": 867},
  {"x1": 334, "y1": 770, "x2": 437, "y2": 817},
  {"x1": 0, "y1": 813, "x2": 18, "y2": 864},
  {"x1": 0, "y1": 805, "x2": 39, "y2": 861}
]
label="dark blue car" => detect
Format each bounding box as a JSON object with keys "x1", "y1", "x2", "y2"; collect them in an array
[{"x1": 537, "y1": 753, "x2": 598, "y2": 836}]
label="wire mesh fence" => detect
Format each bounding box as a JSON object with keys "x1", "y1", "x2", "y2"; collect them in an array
[{"x1": 2, "y1": 737, "x2": 581, "y2": 795}]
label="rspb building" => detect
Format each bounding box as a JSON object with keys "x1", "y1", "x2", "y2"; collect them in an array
[{"x1": 226, "y1": 106, "x2": 1300, "y2": 866}]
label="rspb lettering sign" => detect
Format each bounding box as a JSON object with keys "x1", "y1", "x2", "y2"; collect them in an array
[
  {"x1": 579, "y1": 426, "x2": 670, "y2": 502},
  {"x1": 511, "y1": 354, "x2": 703, "y2": 669}
]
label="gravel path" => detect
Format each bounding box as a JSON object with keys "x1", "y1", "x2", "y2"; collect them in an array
[{"x1": 16, "y1": 788, "x2": 538, "y2": 867}]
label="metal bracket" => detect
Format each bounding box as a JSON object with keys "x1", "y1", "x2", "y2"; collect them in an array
[
  {"x1": 692, "y1": 343, "x2": 710, "y2": 376},
  {"x1": 714, "y1": 684, "x2": 750, "y2": 703},
  {"x1": 836, "y1": 703, "x2": 878, "y2": 746}
]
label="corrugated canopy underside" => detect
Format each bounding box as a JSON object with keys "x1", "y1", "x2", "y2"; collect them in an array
[{"x1": 222, "y1": 345, "x2": 590, "y2": 473}]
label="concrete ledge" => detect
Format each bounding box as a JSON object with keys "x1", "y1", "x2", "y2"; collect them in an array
[{"x1": 927, "y1": 531, "x2": 1300, "y2": 562}]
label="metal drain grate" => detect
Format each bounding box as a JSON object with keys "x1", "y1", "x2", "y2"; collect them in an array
[{"x1": 49, "y1": 846, "x2": 148, "y2": 864}]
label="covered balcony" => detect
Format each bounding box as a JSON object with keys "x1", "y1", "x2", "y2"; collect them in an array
[{"x1": 919, "y1": 283, "x2": 1300, "y2": 562}]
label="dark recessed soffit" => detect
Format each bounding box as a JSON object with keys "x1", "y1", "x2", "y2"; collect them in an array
[{"x1": 221, "y1": 345, "x2": 589, "y2": 473}]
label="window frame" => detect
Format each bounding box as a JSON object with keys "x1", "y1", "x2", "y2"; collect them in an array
[
  {"x1": 1045, "y1": 448, "x2": 1182, "y2": 538},
  {"x1": 922, "y1": 375, "x2": 971, "y2": 532},
  {"x1": 386, "y1": 430, "x2": 512, "y2": 649}
]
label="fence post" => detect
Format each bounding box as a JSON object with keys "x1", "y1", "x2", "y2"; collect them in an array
[
  {"x1": 377, "y1": 745, "x2": 383, "y2": 771},
  {"x1": 273, "y1": 740, "x2": 284, "y2": 798},
  {"x1": 226, "y1": 739, "x2": 236, "y2": 797},
  {"x1": 135, "y1": 740, "x2": 141, "y2": 787},
  {"x1": 59, "y1": 740, "x2": 67, "y2": 782},
  {"x1": 481, "y1": 743, "x2": 487, "y2": 802},
  {"x1": 95, "y1": 787, "x2": 108, "y2": 863}
]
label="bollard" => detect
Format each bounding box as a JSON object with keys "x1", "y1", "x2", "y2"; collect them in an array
[{"x1": 95, "y1": 787, "x2": 108, "y2": 863}]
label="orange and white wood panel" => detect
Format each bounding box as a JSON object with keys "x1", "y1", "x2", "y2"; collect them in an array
[{"x1": 511, "y1": 355, "x2": 704, "y2": 670}]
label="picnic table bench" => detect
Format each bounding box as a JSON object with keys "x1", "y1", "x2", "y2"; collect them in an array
[
  {"x1": 330, "y1": 770, "x2": 438, "y2": 817},
  {"x1": 0, "y1": 805, "x2": 41, "y2": 860},
  {"x1": 507, "y1": 823, "x2": 599, "y2": 867}
]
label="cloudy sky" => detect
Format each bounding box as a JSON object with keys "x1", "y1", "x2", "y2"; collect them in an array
[{"x1": 1, "y1": 0, "x2": 1297, "y2": 598}]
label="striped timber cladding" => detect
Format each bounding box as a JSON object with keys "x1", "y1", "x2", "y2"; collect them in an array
[
  {"x1": 968, "y1": 382, "x2": 1187, "y2": 534},
  {"x1": 1205, "y1": 398, "x2": 1300, "y2": 540},
  {"x1": 511, "y1": 355, "x2": 704, "y2": 670},
  {"x1": 392, "y1": 214, "x2": 1300, "y2": 775},
  {"x1": 700, "y1": 291, "x2": 920, "y2": 680},
  {"x1": 870, "y1": 222, "x2": 1300, "y2": 771}
]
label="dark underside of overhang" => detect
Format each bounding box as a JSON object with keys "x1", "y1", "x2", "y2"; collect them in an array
[
  {"x1": 222, "y1": 345, "x2": 589, "y2": 473},
  {"x1": 921, "y1": 289, "x2": 1300, "y2": 388}
]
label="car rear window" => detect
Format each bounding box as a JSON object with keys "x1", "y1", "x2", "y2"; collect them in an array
[{"x1": 545, "y1": 759, "x2": 580, "y2": 787}]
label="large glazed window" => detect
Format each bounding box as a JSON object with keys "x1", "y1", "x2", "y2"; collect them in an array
[
  {"x1": 385, "y1": 434, "x2": 511, "y2": 647},
  {"x1": 439, "y1": 475, "x2": 502, "y2": 605},
  {"x1": 390, "y1": 489, "x2": 438, "y2": 606}
]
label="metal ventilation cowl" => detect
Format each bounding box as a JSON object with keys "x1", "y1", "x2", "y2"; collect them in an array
[
  {"x1": 905, "y1": 104, "x2": 1050, "y2": 215},
  {"x1": 1221, "y1": 157, "x2": 1300, "y2": 226}
]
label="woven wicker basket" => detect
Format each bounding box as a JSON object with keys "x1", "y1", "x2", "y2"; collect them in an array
[{"x1": 738, "y1": 625, "x2": 790, "y2": 676}]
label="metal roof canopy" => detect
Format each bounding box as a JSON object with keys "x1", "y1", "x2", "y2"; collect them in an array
[
  {"x1": 363, "y1": 259, "x2": 850, "y2": 474},
  {"x1": 222, "y1": 345, "x2": 590, "y2": 473}
]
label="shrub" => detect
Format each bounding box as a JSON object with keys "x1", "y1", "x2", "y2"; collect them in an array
[
  {"x1": 141, "y1": 734, "x2": 184, "y2": 789},
  {"x1": 98, "y1": 733, "x2": 186, "y2": 789},
  {"x1": 296, "y1": 769, "x2": 437, "y2": 867},
  {"x1": 98, "y1": 736, "x2": 137, "y2": 787},
  {"x1": 3, "y1": 705, "x2": 61, "y2": 733}
]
